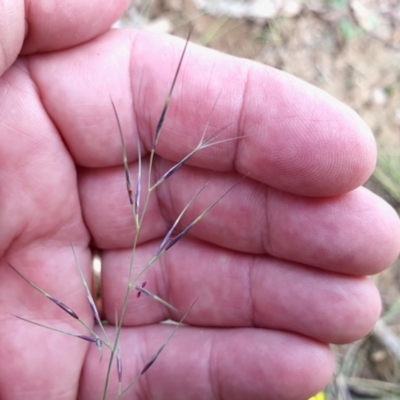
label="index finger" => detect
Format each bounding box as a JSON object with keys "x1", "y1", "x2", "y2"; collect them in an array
[
  {"x1": 28, "y1": 29, "x2": 376, "y2": 197},
  {"x1": 0, "y1": 0, "x2": 129, "y2": 76}
]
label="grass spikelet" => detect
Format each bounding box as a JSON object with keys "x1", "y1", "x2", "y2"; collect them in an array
[
  {"x1": 152, "y1": 26, "x2": 193, "y2": 149},
  {"x1": 135, "y1": 283, "x2": 181, "y2": 314},
  {"x1": 8, "y1": 263, "x2": 79, "y2": 320},
  {"x1": 111, "y1": 98, "x2": 134, "y2": 207},
  {"x1": 12, "y1": 315, "x2": 88, "y2": 341},
  {"x1": 119, "y1": 298, "x2": 198, "y2": 397},
  {"x1": 140, "y1": 298, "x2": 198, "y2": 376},
  {"x1": 117, "y1": 345, "x2": 123, "y2": 390},
  {"x1": 155, "y1": 183, "x2": 209, "y2": 257},
  {"x1": 140, "y1": 299, "x2": 198, "y2": 376},
  {"x1": 164, "y1": 176, "x2": 246, "y2": 252}
]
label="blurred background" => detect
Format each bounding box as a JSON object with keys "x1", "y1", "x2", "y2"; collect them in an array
[{"x1": 117, "y1": 1, "x2": 400, "y2": 398}]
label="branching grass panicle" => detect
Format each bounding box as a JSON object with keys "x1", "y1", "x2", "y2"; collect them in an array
[{"x1": 8, "y1": 30, "x2": 243, "y2": 399}]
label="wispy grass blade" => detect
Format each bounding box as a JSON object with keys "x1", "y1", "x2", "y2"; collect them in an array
[{"x1": 152, "y1": 27, "x2": 193, "y2": 149}]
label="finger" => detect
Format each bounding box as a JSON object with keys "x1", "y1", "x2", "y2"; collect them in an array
[
  {"x1": 79, "y1": 325, "x2": 334, "y2": 400},
  {"x1": 28, "y1": 29, "x2": 376, "y2": 197},
  {"x1": 0, "y1": 0, "x2": 25, "y2": 75},
  {"x1": 78, "y1": 161, "x2": 400, "y2": 275},
  {"x1": 99, "y1": 238, "x2": 381, "y2": 344},
  {"x1": 22, "y1": 0, "x2": 130, "y2": 54},
  {"x1": 0, "y1": 0, "x2": 129, "y2": 76}
]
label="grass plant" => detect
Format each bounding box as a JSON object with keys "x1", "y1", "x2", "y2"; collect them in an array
[{"x1": 7, "y1": 29, "x2": 243, "y2": 399}]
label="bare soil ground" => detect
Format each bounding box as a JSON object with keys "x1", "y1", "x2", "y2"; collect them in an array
[{"x1": 118, "y1": 1, "x2": 400, "y2": 398}]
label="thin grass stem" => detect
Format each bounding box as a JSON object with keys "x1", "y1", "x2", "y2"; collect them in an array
[
  {"x1": 102, "y1": 32, "x2": 194, "y2": 399},
  {"x1": 134, "y1": 127, "x2": 142, "y2": 230}
]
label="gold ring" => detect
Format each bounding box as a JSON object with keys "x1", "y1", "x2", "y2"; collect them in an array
[{"x1": 92, "y1": 249, "x2": 103, "y2": 316}]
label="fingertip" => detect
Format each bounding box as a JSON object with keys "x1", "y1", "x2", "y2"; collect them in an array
[
  {"x1": 22, "y1": 0, "x2": 130, "y2": 54},
  {"x1": 297, "y1": 340, "x2": 335, "y2": 398},
  {"x1": 360, "y1": 190, "x2": 400, "y2": 275},
  {"x1": 331, "y1": 277, "x2": 382, "y2": 344},
  {"x1": 237, "y1": 65, "x2": 378, "y2": 197},
  {"x1": 215, "y1": 330, "x2": 335, "y2": 400}
]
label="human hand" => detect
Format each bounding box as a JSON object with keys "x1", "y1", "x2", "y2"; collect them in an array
[{"x1": 1, "y1": 2, "x2": 399, "y2": 400}]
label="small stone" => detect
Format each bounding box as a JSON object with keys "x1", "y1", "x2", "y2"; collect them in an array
[
  {"x1": 144, "y1": 17, "x2": 174, "y2": 34},
  {"x1": 370, "y1": 349, "x2": 387, "y2": 363},
  {"x1": 370, "y1": 87, "x2": 387, "y2": 105}
]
